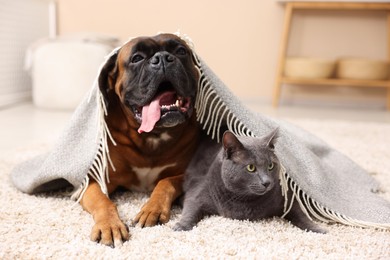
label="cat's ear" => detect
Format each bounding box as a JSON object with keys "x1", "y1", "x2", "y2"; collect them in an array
[
  {"x1": 264, "y1": 127, "x2": 279, "y2": 150},
  {"x1": 222, "y1": 131, "x2": 244, "y2": 159}
]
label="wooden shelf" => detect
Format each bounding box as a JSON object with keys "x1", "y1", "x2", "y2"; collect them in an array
[
  {"x1": 281, "y1": 77, "x2": 390, "y2": 88},
  {"x1": 284, "y1": 2, "x2": 390, "y2": 11},
  {"x1": 272, "y1": 1, "x2": 390, "y2": 110}
]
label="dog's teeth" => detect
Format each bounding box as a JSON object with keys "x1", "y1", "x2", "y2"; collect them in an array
[{"x1": 175, "y1": 100, "x2": 179, "y2": 107}]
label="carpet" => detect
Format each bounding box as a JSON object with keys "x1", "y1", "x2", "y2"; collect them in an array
[{"x1": 1, "y1": 118, "x2": 389, "y2": 259}]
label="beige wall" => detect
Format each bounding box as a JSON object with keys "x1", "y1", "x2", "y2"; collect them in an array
[{"x1": 57, "y1": 0, "x2": 387, "y2": 108}]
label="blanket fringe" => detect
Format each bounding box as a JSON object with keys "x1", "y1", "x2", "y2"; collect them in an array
[
  {"x1": 194, "y1": 56, "x2": 390, "y2": 230},
  {"x1": 195, "y1": 68, "x2": 254, "y2": 142},
  {"x1": 71, "y1": 83, "x2": 116, "y2": 202},
  {"x1": 281, "y1": 170, "x2": 390, "y2": 229}
]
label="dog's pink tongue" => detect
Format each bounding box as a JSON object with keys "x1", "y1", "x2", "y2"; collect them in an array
[
  {"x1": 138, "y1": 91, "x2": 177, "y2": 134},
  {"x1": 138, "y1": 99, "x2": 161, "y2": 134}
]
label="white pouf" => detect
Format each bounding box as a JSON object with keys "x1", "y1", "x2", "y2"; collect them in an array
[{"x1": 30, "y1": 40, "x2": 113, "y2": 109}]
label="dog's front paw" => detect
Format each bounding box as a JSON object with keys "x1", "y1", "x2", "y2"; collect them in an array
[
  {"x1": 133, "y1": 198, "x2": 171, "y2": 227},
  {"x1": 91, "y1": 218, "x2": 130, "y2": 247}
]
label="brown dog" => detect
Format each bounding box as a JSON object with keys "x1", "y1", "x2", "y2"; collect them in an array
[{"x1": 79, "y1": 33, "x2": 201, "y2": 247}]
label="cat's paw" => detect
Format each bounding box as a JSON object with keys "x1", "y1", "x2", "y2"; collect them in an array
[
  {"x1": 172, "y1": 222, "x2": 193, "y2": 231},
  {"x1": 308, "y1": 226, "x2": 327, "y2": 234}
]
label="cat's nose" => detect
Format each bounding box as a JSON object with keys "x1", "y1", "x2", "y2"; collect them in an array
[
  {"x1": 259, "y1": 175, "x2": 272, "y2": 189},
  {"x1": 259, "y1": 175, "x2": 271, "y2": 187},
  {"x1": 262, "y1": 180, "x2": 271, "y2": 188}
]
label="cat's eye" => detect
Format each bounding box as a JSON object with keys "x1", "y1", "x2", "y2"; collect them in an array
[
  {"x1": 246, "y1": 164, "x2": 256, "y2": 172},
  {"x1": 268, "y1": 162, "x2": 274, "y2": 171}
]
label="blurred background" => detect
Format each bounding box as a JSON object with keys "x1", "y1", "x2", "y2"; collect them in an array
[
  {"x1": 2, "y1": 0, "x2": 390, "y2": 109},
  {"x1": 0, "y1": 0, "x2": 389, "y2": 153}
]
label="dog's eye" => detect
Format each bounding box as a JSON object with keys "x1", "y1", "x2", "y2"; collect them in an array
[
  {"x1": 131, "y1": 54, "x2": 144, "y2": 63},
  {"x1": 176, "y1": 47, "x2": 187, "y2": 56}
]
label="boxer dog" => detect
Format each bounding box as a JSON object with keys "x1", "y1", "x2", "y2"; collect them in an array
[{"x1": 79, "y1": 33, "x2": 201, "y2": 247}]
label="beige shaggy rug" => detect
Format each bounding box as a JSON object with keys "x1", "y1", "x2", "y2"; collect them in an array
[{"x1": 1, "y1": 118, "x2": 389, "y2": 259}]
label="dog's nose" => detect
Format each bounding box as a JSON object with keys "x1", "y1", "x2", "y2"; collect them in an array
[{"x1": 150, "y1": 51, "x2": 175, "y2": 69}]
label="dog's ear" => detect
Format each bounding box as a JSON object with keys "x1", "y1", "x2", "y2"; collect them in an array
[{"x1": 98, "y1": 50, "x2": 119, "y2": 105}]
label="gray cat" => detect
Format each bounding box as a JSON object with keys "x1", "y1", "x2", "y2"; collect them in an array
[{"x1": 173, "y1": 129, "x2": 325, "y2": 233}]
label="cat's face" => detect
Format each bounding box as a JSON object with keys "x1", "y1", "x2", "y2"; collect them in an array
[{"x1": 221, "y1": 129, "x2": 279, "y2": 196}]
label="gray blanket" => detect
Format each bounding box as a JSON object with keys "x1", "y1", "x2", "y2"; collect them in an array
[{"x1": 11, "y1": 34, "x2": 390, "y2": 229}]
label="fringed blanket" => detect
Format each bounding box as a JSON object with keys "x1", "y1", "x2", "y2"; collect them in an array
[{"x1": 11, "y1": 33, "x2": 390, "y2": 229}]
